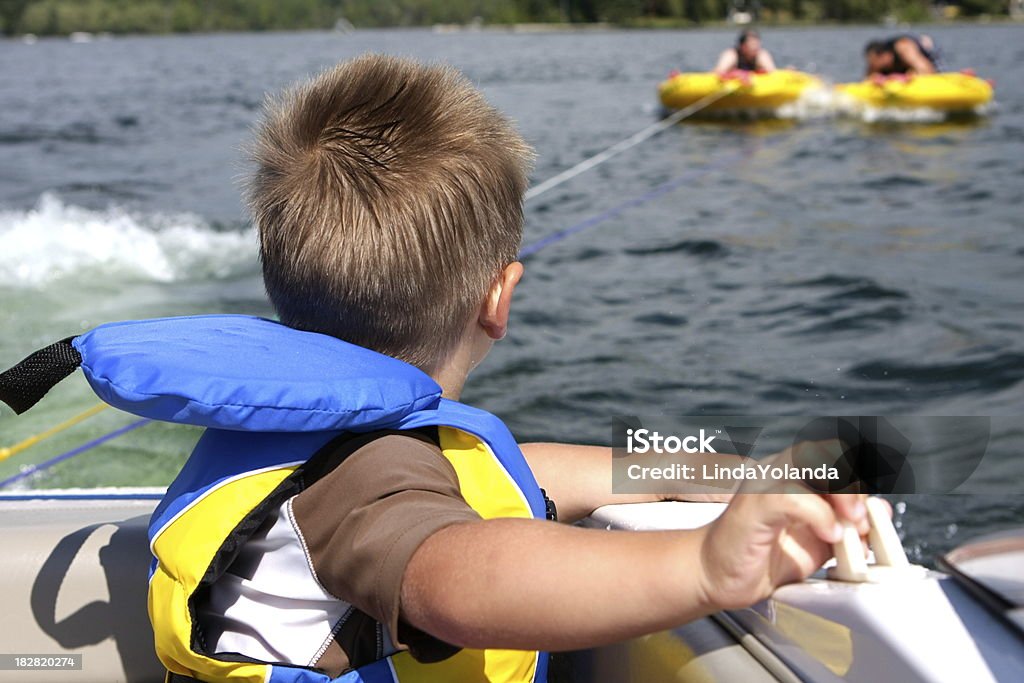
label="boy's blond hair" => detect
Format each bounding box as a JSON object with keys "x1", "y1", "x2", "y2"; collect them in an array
[{"x1": 249, "y1": 54, "x2": 533, "y2": 370}]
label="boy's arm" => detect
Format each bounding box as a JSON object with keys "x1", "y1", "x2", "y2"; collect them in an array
[
  {"x1": 520, "y1": 442, "x2": 738, "y2": 523},
  {"x1": 895, "y1": 38, "x2": 936, "y2": 74},
  {"x1": 713, "y1": 48, "x2": 738, "y2": 75},
  {"x1": 401, "y1": 493, "x2": 869, "y2": 652}
]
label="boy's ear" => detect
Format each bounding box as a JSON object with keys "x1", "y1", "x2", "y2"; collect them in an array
[{"x1": 479, "y1": 261, "x2": 524, "y2": 340}]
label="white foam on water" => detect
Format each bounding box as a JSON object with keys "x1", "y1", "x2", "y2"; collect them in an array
[
  {"x1": 0, "y1": 193, "x2": 256, "y2": 287},
  {"x1": 829, "y1": 90, "x2": 961, "y2": 123},
  {"x1": 776, "y1": 85, "x2": 840, "y2": 120},
  {"x1": 856, "y1": 105, "x2": 948, "y2": 124}
]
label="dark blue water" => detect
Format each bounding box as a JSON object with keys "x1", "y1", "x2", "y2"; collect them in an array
[{"x1": 1, "y1": 25, "x2": 1023, "y2": 563}]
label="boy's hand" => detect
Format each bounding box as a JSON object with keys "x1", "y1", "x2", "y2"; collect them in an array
[{"x1": 698, "y1": 492, "x2": 871, "y2": 611}]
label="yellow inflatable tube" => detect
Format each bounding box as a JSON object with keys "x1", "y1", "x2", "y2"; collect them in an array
[
  {"x1": 836, "y1": 72, "x2": 993, "y2": 111},
  {"x1": 658, "y1": 69, "x2": 821, "y2": 112}
]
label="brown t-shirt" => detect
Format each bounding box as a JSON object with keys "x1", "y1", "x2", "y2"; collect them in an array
[{"x1": 289, "y1": 429, "x2": 481, "y2": 676}]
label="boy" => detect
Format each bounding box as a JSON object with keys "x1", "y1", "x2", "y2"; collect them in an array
[
  {"x1": 864, "y1": 35, "x2": 939, "y2": 76},
  {"x1": 713, "y1": 28, "x2": 777, "y2": 75},
  {"x1": 0, "y1": 54, "x2": 868, "y2": 683},
  {"x1": 214, "y1": 53, "x2": 864, "y2": 682}
]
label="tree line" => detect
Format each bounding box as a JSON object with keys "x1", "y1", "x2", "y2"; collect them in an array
[{"x1": 0, "y1": 0, "x2": 1013, "y2": 36}]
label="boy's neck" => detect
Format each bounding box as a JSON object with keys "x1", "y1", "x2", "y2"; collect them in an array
[
  {"x1": 429, "y1": 330, "x2": 488, "y2": 402},
  {"x1": 432, "y1": 363, "x2": 468, "y2": 401}
]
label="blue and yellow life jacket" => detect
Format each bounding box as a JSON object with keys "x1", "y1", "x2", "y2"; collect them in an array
[{"x1": 64, "y1": 315, "x2": 550, "y2": 683}]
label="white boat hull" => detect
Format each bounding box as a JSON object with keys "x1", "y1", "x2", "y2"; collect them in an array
[
  {"x1": 580, "y1": 503, "x2": 1024, "y2": 682},
  {"x1": 0, "y1": 491, "x2": 163, "y2": 682}
]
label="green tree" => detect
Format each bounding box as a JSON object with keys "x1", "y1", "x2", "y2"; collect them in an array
[
  {"x1": 4, "y1": 0, "x2": 1013, "y2": 35},
  {"x1": 0, "y1": 0, "x2": 31, "y2": 34}
]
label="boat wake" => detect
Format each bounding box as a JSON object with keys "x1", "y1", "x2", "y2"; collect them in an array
[
  {"x1": 0, "y1": 193, "x2": 256, "y2": 287},
  {"x1": 775, "y1": 85, "x2": 838, "y2": 120}
]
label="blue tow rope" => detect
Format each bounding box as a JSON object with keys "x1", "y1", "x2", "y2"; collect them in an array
[{"x1": 0, "y1": 419, "x2": 150, "y2": 490}]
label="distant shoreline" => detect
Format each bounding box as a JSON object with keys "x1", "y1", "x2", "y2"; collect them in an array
[{"x1": 6, "y1": 17, "x2": 1023, "y2": 41}]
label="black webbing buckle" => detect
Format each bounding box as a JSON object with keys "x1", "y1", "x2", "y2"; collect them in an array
[{"x1": 541, "y1": 487, "x2": 558, "y2": 522}]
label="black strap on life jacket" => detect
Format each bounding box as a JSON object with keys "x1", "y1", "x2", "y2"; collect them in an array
[{"x1": 0, "y1": 337, "x2": 81, "y2": 414}]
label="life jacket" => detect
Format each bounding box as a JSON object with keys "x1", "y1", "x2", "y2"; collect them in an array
[
  {"x1": 2, "y1": 315, "x2": 549, "y2": 683},
  {"x1": 733, "y1": 46, "x2": 759, "y2": 72}
]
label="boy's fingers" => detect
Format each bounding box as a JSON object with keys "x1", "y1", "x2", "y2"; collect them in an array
[
  {"x1": 779, "y1": 529, "x2": 834, "y2": 579},
  {"x1": 776, "y1": 494, "x2": 843, "y2": 544},
  {"x1": 827, "y1": 493, "x2": 869, "y2": 535}
]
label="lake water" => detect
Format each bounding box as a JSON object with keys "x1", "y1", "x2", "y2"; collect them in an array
[{"x1": 1, "y1": 25, "x2": 1023, "y2": 563}]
